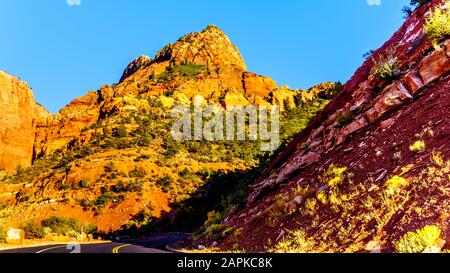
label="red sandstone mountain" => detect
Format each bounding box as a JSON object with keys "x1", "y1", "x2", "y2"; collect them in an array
[{"x1": 0, "y1": 71, "x2": 50, "y2": 171}]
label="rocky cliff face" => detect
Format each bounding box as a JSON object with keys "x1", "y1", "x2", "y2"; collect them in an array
[
  {"x1": 119, "y1": 55, "x2": 152, "y2": 83},
  {"x1": 0, "y1": 71, "x2": 50, "y2": 171},
  {"x1": 210, "y1": 0, "x2": 450, "y2": 253},
  {"x1": 114, "y1": 24, "x2": 282, "y2": 103},
  {"x1": 153, "y1": 25, "x2": 247, "y2": 71},
  {"x1": 34, "y1": 91, "x2": 102, "y2": 158}
]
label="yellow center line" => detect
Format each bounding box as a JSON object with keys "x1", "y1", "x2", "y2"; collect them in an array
[{"x1": 112, "y1": 244, "x2": 132, "y2": 254}]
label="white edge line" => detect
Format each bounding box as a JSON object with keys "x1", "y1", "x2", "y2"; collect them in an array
[{"x1": 36, "y1": 245, "x2": 66, "y2": 253}]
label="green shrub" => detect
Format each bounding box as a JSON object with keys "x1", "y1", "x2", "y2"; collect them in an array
[
  {"x1": 395, "y1": 225, "x2": 442, "y2": 253},
  {"x1": 112, "y1": 181, "x2": 126, "y2": 193},
  {"x1": 370, "y1": 51, "x2": 400, "y2": 80},
  {"x1": 93, "y1": 191, "x2": 114, "y2": 207},
  {"x1": 114, "y1": 125, "x2": 128, "y2": 138},
  {"x1": 41, "y1": 216, "x2": 76, "y2": 236},
  {"x1": 136, "y1": 136, "x2": 152, "y2": 147},
  {"x1": 176, "y1": 64, "x2": 206, "y2": 78},
  {"x1": 77, "y1": 146, "x2": 93, "y2": 158},
  {"x1": 425, "y1": 2, "x2": 450, "y2": 49},
  {"x1": 76, "y1": 198, "x2": 93, "y2": 211},
  {"x1": 79, "y1": 179, "x2": 90, "y2": 189},
  {"x1": 156, "y1": 175, "x2": 172, "y2": 192},
  {"x1": 268, "y1": 230, "x2": 315, "y2": 253},
  {"x1": 20, "y1": 220, "x2": 45, "y2": 239},
  {"x1": 41, "y1": 216, "x2": 97, "y2": 236},
  {"x1": 125, "y1": 181, "x2": 143, "y2": 192},
  {"x1": 162, "y1": 138, "x2": 181, "y2": 158},
  {"x1": 179, "y1": 168, "x2": 191, "y2": 177},
  {"x1": 385, "y1": 176, "x2": 409, "y2": 195},
  {"x1": 101, "y1": 139, "x2": 114, "y2": 149},
  {"x1": 60, "y1": 183, "x2": 72, "y2": 190},
  {"x1": 112, "y1": 181, "x2": 143, "y2": 193},
  {"x1": 410, "y1": 140, "x2": 426, "y2": 154},
  {"x1": 335, "y1": 111, "x2": 354, "y2": 128},
  {"x1": 323, "y1": 165, "x2": 348, "y2": 187},
  {"x1": 0, "y1": 223, "x2": 6, "y2": 243},
  {"x1": 204, "y1": 211, "x2": 223, "y2": 226},
  {"x1": 129, "y1": 168, "x2": 146, "y2": 178}
]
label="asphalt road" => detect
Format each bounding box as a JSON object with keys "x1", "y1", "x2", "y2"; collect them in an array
[{"x1": 0, "y1": 234, "x2": 187, "y2": 253}]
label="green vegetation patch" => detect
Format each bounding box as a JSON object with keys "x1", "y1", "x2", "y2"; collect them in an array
[
  {"x1": 425, "y1": 1, "x2": 450, "y2": 49},
  {"x1": 395, "y1": 225, "x2": 442, "y2": 253}
]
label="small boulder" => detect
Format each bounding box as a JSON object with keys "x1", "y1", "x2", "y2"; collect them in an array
[
  {"x1": 198, "y1": 245, "x2": 206, "y2": 250},
  {"x1": 365, "y1": 241, "x2": 382, "y2": 253},
  {"x1": 419, "y1": 49, "x2": 450, "y2": 85},
  {"x1": 6, "y1": 228, "x2": 25, "y2": 244}
]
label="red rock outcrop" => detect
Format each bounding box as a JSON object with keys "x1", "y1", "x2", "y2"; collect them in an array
[
  {"x1": 243, "y1": 72, "x2": 278, "y2": 98},
  {"x1": 119, "y1": 55, "x2": 151, "y2": 83},
  {"x1": 115, "y1": 25, "x2": 292, "y2": 108},
  {"x1": 34, "y1": 91, "x2": 102, "y2": 157},
  {"x1": 154, "y1": 24, "x2": 247, "y2": 71},
  {"x1": 0, "y1": 71, "x2": 50, "y2": 171}
]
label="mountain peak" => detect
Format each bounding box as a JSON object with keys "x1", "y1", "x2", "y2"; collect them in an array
[
  {"x1": 153, "y1": 25, "x2": 247, "y2": 71},
  {"x1": 119, "y1": 55, "x2": 152, "y2": 82}
]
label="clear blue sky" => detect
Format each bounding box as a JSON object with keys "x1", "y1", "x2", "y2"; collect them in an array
[{"x1": 0, "y1": 0, "x2": 410, "y2": 113}]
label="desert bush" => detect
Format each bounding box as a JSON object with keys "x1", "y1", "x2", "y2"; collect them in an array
[
  {"x1": 77, "y1": 146, "x2": 93, "y2": 158},
  {"x1": 113, "y1": 181, "x2": 143, "y2": 193},
  {"x1": 112, "y1": 181, "x2": 126, "y2": 193},
  {"x1": 385, "y1": 175, "x2": 409, "y2": 195},
  {"x1": 323, "y1": 165, "x2": 348, "y2": 187},
  {"x1": 402, "y1": 6, "x2": 414, "y2": 18},
  {"x1": 41, "y1": 216, "x2": 97, "y2": 236},
  {"x1": 431, "y1": 151, "x2": 444, "y2": 166},
  {"x1": 335, "y1": 110, "x2": 354, "y2": 128},
  {"x1": 20, "y1": 220, "x2": 45, "y2": 239},
  {"x1": 395, "y1": 225, "x2": 441, "y2": 253},
  {"x1": 129, "y1": 167, "x2": 146, "y2": 178},
  {"x1": 204, "y1": 211, "x2": 223, "y2": 226},
  {"x1": 115, "y1": 139, "x2": 134, "y2": 149},
  {"x1": 409, "y1": 140, "x2": 426, "y2": 154},
  {"x1": 268, "y1": 230, "x2": 315, "y2": 253},
  {"x1": 177, "y1": 64, "x2": 206, "y2": 78},
  {"x1": 114, "y1": 125, "x2": 128, "y2": 138},
  {"x1": 79, "y1": 179, "x2": 90, "y2": 189},
  {"x1": 76, "y1": 198, "x2": 93, "y2": 211},
  {"x1": 370, "y1": 51, "x2": 401, "y2": 80},
  {"x1": 204, "y1": 224, "x2": 229, "y2": 241},
  {"x1": 424, "y1": 2, "x2": 450, "y2": 49},
  {"x1": 162, "y1": 138, "x2": 181, "y2": 158},
  {"x1": 93, "y1": 191, "x2": 114, "y2": 207},
  {"x1": 0, "y1": 223, "x2": 6, "y2": 243},
  {"x1": 363, "y1": 50, "x2": 375, "y2": 60},
  {"x1": 41, "y1": 216, "x2": 77, "y2": 235},
  {"x1": 126, "y1": 181, "x2": 144, "y2": 192},
  {"x1": 156, "y1": 175, "x2": 173, "y2": 193},
  {"x1": 101, "y1": 139, "x2": 114, "y2": 149}
]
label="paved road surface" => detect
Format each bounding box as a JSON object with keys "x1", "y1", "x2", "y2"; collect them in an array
[{"x1": 0, "y1": 234, "x2": 187, "y2": 253}]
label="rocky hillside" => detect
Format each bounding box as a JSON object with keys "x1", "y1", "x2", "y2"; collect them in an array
[
  {"x1": 198, "y1": 0, "x2": 450, "y2": 253},
  {"x1": 0, "y1": 25, "x2": 340, "y2": 236}
]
